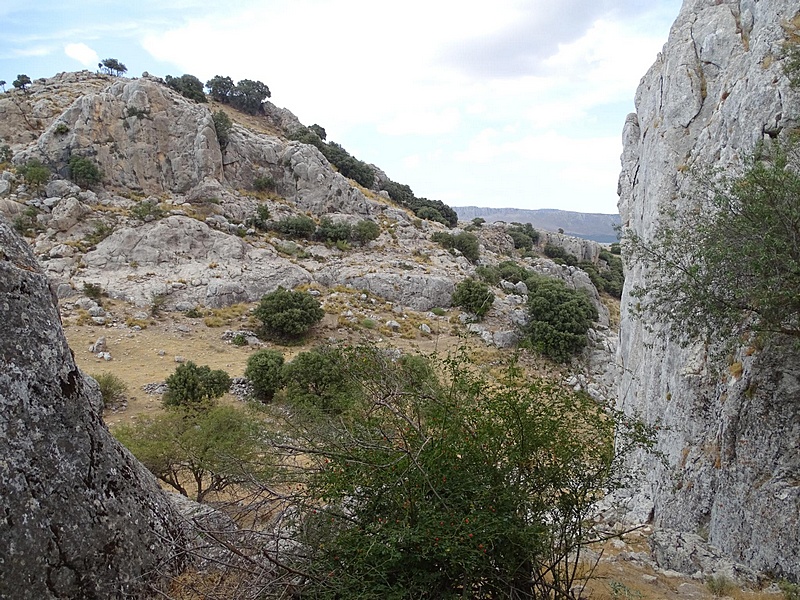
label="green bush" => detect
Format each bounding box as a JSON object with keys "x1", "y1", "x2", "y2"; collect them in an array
[
  {"x1": 543, "y1": 243, "x2": 578, "y2": 266},
  {"x1": 521, "y1": 275, "x2": 598, "y2": 362},
  {"x1": 507, "y1": 222, "x2": 540, "y2": 249},
  {"x1": 164, "y1": 73, "x2": 206, "y2": 103},
  {"x1": 253, "y1": 175, "x2": 275, "y2": 192},
  {"x1": 352, "y1": 219, "x2": 380, "y2": 245},
  {"x1": 475, "y1": 265, "x2": 501, "y2": 285},
  {"x1": 315, "y1": 217, "x2": 351, "y2": 243},
  {"x1": 212, "y1": 110, "x2": 233, "y2": 149},
  {"x1": 163, "y1": 361, "x2": 231, "y2": 410},
  {"x1": 245, "y1": 349, "x2": 285, "y2": 402},
  {"x1": 68, "y1": 155, "x2": 102, "y2": 187},
  {"x1": 431, "y1": 231, "x2": 480, "y2": 262},
  {"x1": 18, "y1": 159, "x2": 50, "y2": 189},
  {"x1": 92, "y1": 372, "x2": 128, "y2": 408},
  {"x1": 283, "y1": 346, "x2": 359, "y2": 415},
  {"x1": 130, "y1": 200, "x2": 164, "y2": 221},
  {"x1": 452, "y1": 278, "x2": 495, "y2": 320},
  {"x1": 254, "y1": 287, "x2": 324, "y2": 340},
  {"x1": 498, "y1": 260, "x2": 532, "y2": 283},
  {"x1": 114, "y1": 405, "x2": 268, "y2": 502},
  {"x1": 245, "y1": 204, "x2": 271, "y2": 231},
  {"x1": 272, "y1": 214, "x2": 316, "y2": 239},
  {"x1": 279, "y1": 349, "x2": 654, "y2": 599}
]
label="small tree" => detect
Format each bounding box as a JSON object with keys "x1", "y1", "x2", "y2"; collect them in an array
[
  {"x1": 282, "y1": 346, "x2": 359, "y2": 415},
  {"x1": 212, "y1": 110, "x2": 233, "y2": 149},
  {"x1": 315, "y1": 217, "x2": 351, "y2": 243},
  {"x1": 521, "y1": 275, "x2": 598, "y2": 362},
  {"x1": 254, "y1": 287, "x2": 324, "y2": 340},
  {"x1": 245, "y1": 349, "x2": 285, "y2": 402},
  {"x1": 163, "y1": 361, "x2": 231, "y2": 410},
  {"x1": 452, "y1": 277, "x2": 495, "y2": 320},
  {"x1": 0, "y1": 80, "x2": 6, "y2": 92},
  {"x1": 114, "y1": 405, "x2": 268, "y2": 502},
  {"x1": 68, "y1": 155, "x2": 102, "y2": 187},
  {"x1": 17, "y1": 159, "x2": 49, "y2": 190},
  {"x1": 164, "y1": 73, "x2": 206, "y2": 103},
  {"x1": 271, "y1": 214, "x2": 316, "y2": 239},
  {"x1": 352, "y1": 219, "x2": 380, "y2": 245},
  {"x1": 230, "y1": 79, "x2": 271, "y2": 115},
  {"x1": 206, "y1": 75, "x2": 235, "y2": 103},
  {"x1": 100, "y1": 58, "x2": 127, "y2": 76},
  {"x1": 12, "y1": 74, "x2": 31, "y2": 91}
]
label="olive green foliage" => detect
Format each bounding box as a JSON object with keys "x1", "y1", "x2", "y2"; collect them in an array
[
  {"x1": 315, "y1": 217, "x2": 351, "y2": 243},
  {"x1": 245, "y1": 349, "x2": 285, "y2": 402},
  {"x1": 352, "y1": 219, "x2": 380, "y2": 245},
  {"x1": 92, "y1": 372, "x2": 128, "y2": 408},
  {"x1": 163, "y1": 361, "x2": 231, "y2": 409},
  {"x1": 282, "y1": 346, "x2": 361, "y2": 415},
  {"x1": 271, "y1": 214, "x2": 316, "y2": 239},
  {"x1": 17, "y1": 159, "x2": 49, "y2": 189},
  {"x1": 114, "y1": 405, "x2": 267, "y2": 502},
  {"x1": 507, "y1": 222, "x2": 541, "y2": 250},
  {"x1": 12, "y1": 74, "x2": 31, "y2": 91},
  {"x1": 164, "y1": 73, "x2": 206, "y2": 103},
  {"x1": 380, "y1": 179, "x2": 459, "y2": 227},
  {"x1": 276, "y1": 348, "x2": 654, "y2": 599},
  {"x1": 625, "y1": 138, "x2": 800, "y2": 347},
  {"x1": 12, "y1": 206, "x2": 41, "y2": 236},
  {"x1": 245, "y1": 203, "x2": 271, "y2": 231},
  {"x1": 254, "y1": 287, "x2": 324, "y2": 340},
  {"x1": 580, "y1": 251, "x2": 624, "y2": 298},
  {"x1": 82, "y1": 282, "x2": 104, "y2": 300},
  {"x1": 212, "y1": 110, "x2": 233, "y2": 149},
  {"x1": 779, "y1": 580, "x2": 800, "y2": 600},
  {"x1": 521, "y1": 275, "x2": 598, "y2": 362},
  {"x1": 431, "y1": 231, "x2": 480, "y2": 262},
  {"x1": 130, "y1": 199, "x2": 164, "y2": 221},
  {"x1": 206, "y1": 75, "x2": 270, "y2": 114},
  {"x1": 68, "y1": 155, "x2": 102, "y2": 187},
  {"x1": 253, "y1": 175, "x2": 274, "y2": 192},
  {"x1": 54, "y1": 123, "x2": 69, "y2": 135},
  {"x1": 544, "y1": 243, "x2": 579, "y2": 266},
  {"x1": 99, "y1": 58, "x2": 127, "y2": 76},
  {"x1": 452, "y1": 278, "x2": 495, "y2": 320},
  {"x1": 475, "y1": 259, "x2": 536, "y2": 286},
  {"x1": 0, "y1": 145, "x2": 11, "y2": 164}
]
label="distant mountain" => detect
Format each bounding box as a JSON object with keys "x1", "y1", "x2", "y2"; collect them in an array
[{"x1": 455, "y1": 207, "x2": 620, "y2": 244}]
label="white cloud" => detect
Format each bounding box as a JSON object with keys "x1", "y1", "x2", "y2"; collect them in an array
[{"x1": 64, "y1": 43, "x2": 98, "y2": 67}]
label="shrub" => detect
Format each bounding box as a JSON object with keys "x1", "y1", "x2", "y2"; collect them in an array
[
  {"x1": 272, "y1": 215, "x2": 316, "y2": 239},
  {"x1": 18, "y1": 159, "x2": 50, "y2": 189},
  {"x1": 92, "y1": 372, "x2": 128, "y2": 408},
  {"x1": 282, "y1": 346, "x2": 359, "y2": 415},
  {"x1": 279, "y1": 349, "x2": 654, "y2": 599},
  {"x1": 254, "y1": 287, "x2": 324, "y2": 340},
  {"x1": 253, "y1": 175, "x2": 275, "y2": 192},
  {"x1": 520, "y1": 275, "x2": 598, "y2": 362},
  {"x1": 130, "y1": 200, "x2": 164, "y2": 221},
  {"x1": 522, "y1": 275, "x2": 598, "y2": 362},
  {"x1": 68, "y1": 155, "x2": 102, "y2": 187},
  {"x1": 54, "y1": 123, "x2": 70, "y2": 135},
  {"x1": 212, "y1": 110, "x2": 233, "y2": 149},
  {"x1": 0, "y1": 145, "x2": 11, "y2": 164},
  {"x1": 452, "y1": 278, "x2": 495, "y2": 320},
  {"x1": 164, "y1": 73, "x2": 206, "y2": 103},
  {"x1": 163, "y1": 361, "x2": 231, "y2": 410},
  {"x1": 543, "y1": 243, "x2": 578, "y2": 266},
  {"x1": 508, "y1": 222, "x2": 540, "y2": 249},
  {"x1": 315, "y1": 217, "x2": 351, "y2": 243},
  {"x1": 498, "y1": 260, "x2": 532, "y2": 283},
  {"x1": 245, "y1": 349, "x2": 285, "y2": 402},
  {"x1": 475, "y1": 265, "x2": 501, "y2": 285},
  {"x1": 352, "y1": 219, "x2": 380, "y2": 245},
  {"x1": 245, "y1": 204, "x2": 271, "y2": 231},
  {"x1": 82, "y1": 282, "x2": 104, "y2": 300},
  {"x1": 431, "y1": 231, "x2": 480, "y2": 262}
]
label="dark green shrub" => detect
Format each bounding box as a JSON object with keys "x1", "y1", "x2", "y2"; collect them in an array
[
  {"x1": 475, "y1": 265, "x2": 501, "y2": 285},
  {"x1": 163, "y1": 361, "x2": 231, "y2": 410},
  {"x1": 212, "y1": 110, "x2": 233, "y2": 149},
  {"x1": 253, "y1": 175, "x2": 275, "y2": 192},
  {"x1": 130, "y1": 200, "x2": 164, "y2": 221},
  {"x1": 164, "y1": 73, "x2": 206, "y2": 103},
  {"x1": 543, "y1": 243, "x2": 578, "y2": 266},
  {"x1": 232, "y1": 333, "x2": 248, "y2": 346},
  {"x1": 508, "y1": 222, "x2": 540, "y2": 249},
  {"x1": 272, "y1": 215, "x2": 316, "y2": 239},
  {"x1": 352, "y1": 219, "x2": 380, "y2": 245},
  {"x1": 498, "y1": 260, "x2": 532, "y2": 283},
  {"x1": 68, "y1": 155, "x2": 102, "y2": 187},
  {"x1": 452, "y1": 278, "x2": 495, "y2": 320},
  {"x1": 283, "y1": 346, "x2": 358, "y2": 414},
  {"x1": 246, "y1": 204, "x2": 271, "y2": 231},
  {"x1": 453, "y1": 231, "x2": 480, "y2": 262},
  {"x1": 54, "y1": 123, "x2": 70, "y2": 135},
  {"x1": 415, "y1": 205, "x2": 447, "y2": 224},
  {"x1": 254, "y1": 287, "x2": 324, "y2": 340},
  {"x1": 82, "y1": 282, "x2": 104, "y2": 300},
  {"x1": 315, "y1": 217, "x2": 351, "y2": 243},
  {"x1": 245, "y1": 349, "x2": 285, "y2": 402},
  {"x1": 206, "y1": 75, "x2": 235, "y2": 102},
  {"x1": 520, "y1": 275, "x2": 598, "y2": 362},
  {"x1": 18, "y1": 159, "x2": 50, "y2": 189}
]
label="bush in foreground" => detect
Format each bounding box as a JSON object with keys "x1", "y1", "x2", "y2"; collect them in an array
[{"x1": 254, "y1": 287, "x2": 324, "y2": 340}]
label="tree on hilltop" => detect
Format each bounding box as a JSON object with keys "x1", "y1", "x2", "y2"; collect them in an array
[
  {"x1": 12, "y1": 74, "x2": 31, "y2": 92},
  {"x1": 165, "y1": 74, "x2": 206, "y2": 103},
  {"x1": 230, "y1": 79, "x2": 270, "y2": 115},
  {"x1": 206, "y1": 75, "x2": 235, "y2": 103},
  {"x1": 99, "y1": 58, "x2": 127, "y2": 76}
]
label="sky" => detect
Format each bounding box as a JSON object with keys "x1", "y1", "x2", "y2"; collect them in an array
[{"x1": 0, "y1": 0, "x2": 683, "y2": 214}]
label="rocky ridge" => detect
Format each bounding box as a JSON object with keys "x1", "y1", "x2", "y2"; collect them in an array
[{"x1": 618, "y1": 0, "x2": 800, "y2": 579}]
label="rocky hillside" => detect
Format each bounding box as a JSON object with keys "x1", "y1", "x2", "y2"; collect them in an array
[
  {"x1": 618, "y1": 0, "x2": 799, "y2": 579},
  {"x1": 455, "y1": 206, "x2": 621, "y2": 243}
]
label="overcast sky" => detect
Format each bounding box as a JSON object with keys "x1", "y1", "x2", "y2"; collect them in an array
[{"x1": 0, "y1": 1, "x2": 682, "y2": 214}]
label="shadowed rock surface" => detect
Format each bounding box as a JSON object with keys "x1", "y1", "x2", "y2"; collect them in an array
[{"x1": 0, "y1": 216, "x2": 187, "y2": 598}]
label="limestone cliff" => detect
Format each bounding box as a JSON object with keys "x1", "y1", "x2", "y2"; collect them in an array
[
  {"x1": 618, "y1": 0, "x2": 800, "y2": 578},
  {"x1": 0, "y1": 216, "x2": 187, "y2": 598}
]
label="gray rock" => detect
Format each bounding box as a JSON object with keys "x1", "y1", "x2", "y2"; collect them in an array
[
  {"x1": 45, "y1": 179, "x2": 80, "y2": 198},
  {"x1": 419, "y1": 323, "x2": 432, "y2": 334},
  {"x1": 49, "y1": 197, "x2": 91, "y2": 232},
  {"x1": 89, "y1": 336, "x2": 107, "y2": 353},
  {"x1": 0, "y1": 216, "x2": 187, "y2": 598},
  {"x1": 386, "y1": 320, "x2": 401, "y2": 331},
  {"x1": 0, "y1": 179, "x2": 10, "y2": 196},
  {"x1": 617, "y1": 0, "x2": 800, "y2": 579}
]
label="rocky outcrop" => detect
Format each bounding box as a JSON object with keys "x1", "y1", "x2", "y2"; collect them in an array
[
  {"x1": 618, "y1": 0, "x2": 800, "y2": 579},
  {"x1": 0, "y1": 216, "x2": 187, "y2": 598}
]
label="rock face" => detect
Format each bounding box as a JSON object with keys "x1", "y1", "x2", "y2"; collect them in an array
[
  {"x1": 618, "y1": 0, "x2": 800, "y2": 579},
  {"x1": 0, "y1": 216, "x2": 186, "y2": 598}
]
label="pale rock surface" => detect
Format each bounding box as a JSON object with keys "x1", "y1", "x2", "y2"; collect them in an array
[
  {"x1": 618, "y1": 0, "x2": 800, "y2": 578},
  {"x1": 0, "y1": 216, "x2": 187, "y2": 598}
]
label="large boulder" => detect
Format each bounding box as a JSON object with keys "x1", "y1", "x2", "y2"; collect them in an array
[
  {"x1": 617, "y1": 0, "x2": 800, "y2": 579},
  {"x1": 0, "y1": 216, "x2": 187, "y2": 598}
]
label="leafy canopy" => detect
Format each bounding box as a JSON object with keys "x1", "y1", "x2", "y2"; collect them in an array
[
  {"x1": 452, "y1": 277, "x2": 495, "y2": 320},
  {"x1": 163, "y1": 361, "x2": 231, "y2": 410},
  {"x1": 624, "y1": 137, "x2": 800, "y2": 347},
  {"x1": 254, "y1": 287, "x2": 324, "y2": 340},
  {"x1": 272, "y1": 347, "x2": 654, "y2": 599}
]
